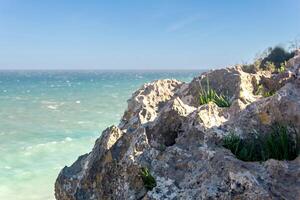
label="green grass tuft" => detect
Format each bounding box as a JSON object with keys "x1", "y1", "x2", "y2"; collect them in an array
[
  {"x1": 262, "y1": 91, "x2": 275, "y2": 97},
  {"x1": 255, "y1": 84, "x2": 275, "y2": 97},
  {"x1": 277, "y1": 62, "x2": 286, "y2": 73},
  {"x1": 223, "y1": 132, "x2": 242, "y2": 156},
  {"x1": 265, "y1": 124, "x2": 299, "y2": 160},
  {"x1": 140, "y1": 167, "x2": 156, "y2": 190},
  {"x1": 199, "y1": 78, "x2": 230, "y2": 107},
  {"x1": 223, "y1": 124, "x2": 299, "y2": 161}
]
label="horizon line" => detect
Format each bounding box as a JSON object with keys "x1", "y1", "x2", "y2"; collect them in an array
[{"x1": 0, "y1": 68, "x2": 210, "y2": 71}]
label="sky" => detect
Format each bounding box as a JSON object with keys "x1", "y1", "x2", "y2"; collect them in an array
[{"x1": 0, "y1": 0, "x2": 299, "y2": 70}]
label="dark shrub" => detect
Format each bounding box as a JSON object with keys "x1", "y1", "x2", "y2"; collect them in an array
[{"x1": 260, "y1": 46, "x2": 294, "y2": 69}]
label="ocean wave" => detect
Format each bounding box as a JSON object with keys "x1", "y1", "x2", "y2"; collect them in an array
[
  {"x1": 47, "y1": 105, "x2": 59, "y2": 110},
  {"x1": 24, "y1": 137, "x2": 73, "y2": 152},
  {"x1": 41, "y1": 100, "x2": 62, "y2": 104},
  {"x1": 41, "y1": 100, "x2": 65, "y2": 110},
  {"x1": 77, "y1": 121, "x2": 90, "y2": 125},
  {"x1": 3, "y1": 166, "x2": 12, "y2": 170},
  {"x1": 15, "y1": 96, "x2": 27, "y2": 100},
  {"x1": 103, "y1": 84, "x2": 114, "y2": 88}
]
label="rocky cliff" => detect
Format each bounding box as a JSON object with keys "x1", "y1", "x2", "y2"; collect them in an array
[{"x1": 55, "y1": 50, "x2": 300, "y2": 200}]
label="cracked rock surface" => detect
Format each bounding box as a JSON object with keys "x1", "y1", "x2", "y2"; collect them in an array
[{"x1": 55, "y1": 51, "x2": 300, "y2": 200}]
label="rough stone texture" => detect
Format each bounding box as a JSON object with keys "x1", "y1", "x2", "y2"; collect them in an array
[
  {"x1": 55, "y1": 52, "x2": 300, "y2": 200},
  {"x1": 120, "y1": 79, "x2": 183, "y2": 130}
]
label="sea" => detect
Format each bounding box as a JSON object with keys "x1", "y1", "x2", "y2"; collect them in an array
[{"x1": 0, "y1": 70, "x2": 202, "y2": 200}]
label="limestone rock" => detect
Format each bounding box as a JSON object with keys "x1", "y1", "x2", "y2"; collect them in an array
[
  {"x1": 179, "y1": 67, "x2": 263, "y2": 107},
  {"x1": 120, "y1": 79, "x2": 183, "y2": 130},
  {"x1": 55, "y1": 52, "x2": 300, "y2": 200}
]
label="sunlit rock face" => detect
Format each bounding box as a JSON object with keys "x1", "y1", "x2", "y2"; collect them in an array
[{"x1": 55, "y1": 52, "x2": 300, "y2": 200}]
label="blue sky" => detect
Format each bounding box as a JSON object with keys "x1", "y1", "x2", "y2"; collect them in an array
[{"x1": 0, "y1": 0, "x2": 299, "y2": 69}]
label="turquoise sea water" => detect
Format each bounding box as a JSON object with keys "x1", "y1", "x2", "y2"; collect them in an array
[{"x1": 0, "y1": 70, "x2": 201, "y2": 200}]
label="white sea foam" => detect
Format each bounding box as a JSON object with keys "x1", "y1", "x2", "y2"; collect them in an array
[
  {"x1": 41, "y1": 100, "x2": 57, "y2": 104},
  {"x1": 47, "y1": 105, "x2": 58, "y2": 110},
  {"x1": 25, "y1": 137, "x2": 74, "y2": 152},
  {"x1": 4, "y1": 166, "x2": 12, "y2": 170},
  {"x1": 65, "y1": 137, "x2": 72, "y2": 142},
  {"x1": 77, "y1": 121, "x2": 90, "y2": 124},
  {"x1": 41, "y1": 100, "x2": 65, "y2": 110}
]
